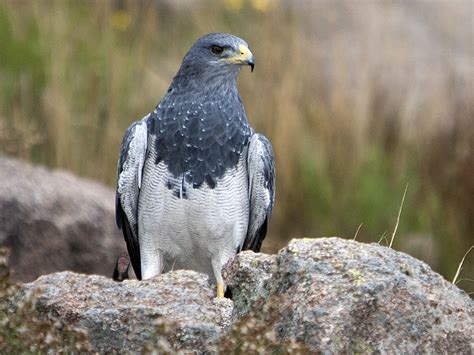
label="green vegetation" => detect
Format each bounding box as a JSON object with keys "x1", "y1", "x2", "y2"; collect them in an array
[{"x1": 0, "y1": 1, "x2": 472, "y2": 293}]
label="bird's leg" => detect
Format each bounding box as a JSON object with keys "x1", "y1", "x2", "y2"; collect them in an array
[
  {"x1": 216, "y1": 281, "x2": 224, "y2": 298},
  {"x1": 211, "y1": 258, "x2": 225, "y2": 298},
  {"x1": 141, "y1": 244, "x2": 163, "y2": 280}
]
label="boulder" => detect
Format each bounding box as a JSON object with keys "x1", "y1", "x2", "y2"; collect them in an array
[
  {"x1": 7, "y1": 238, "x2": 473, "y2": 353},
  {"x1": 14, "y1": 270, "x2": 233, "y2": 352},
  {"x1": 0, "y1": 155, "x2": 125, "y2": 282},
  {"x1": 224, "y1": 238, "x2": 474, "y2": 353}
]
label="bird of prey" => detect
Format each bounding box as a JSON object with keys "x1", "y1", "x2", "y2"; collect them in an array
[{"x1": 115, "y1": 33, "x2": 275, "y2": 297}]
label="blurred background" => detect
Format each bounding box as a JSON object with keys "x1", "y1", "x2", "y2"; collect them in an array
[{"x1": 0, "y1": 0, "x2": 472, "y2": 293}]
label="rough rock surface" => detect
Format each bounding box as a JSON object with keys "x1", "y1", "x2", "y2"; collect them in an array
[
  {"x1": 15, "y1": 270, "x2": 233, "y2": 352},
  {"x1": 10, "y1": 238, "x2": 474, "y2": 353},
  {"x1": 225, "y1": 238, "x2": 474, "y2": 353},
  {"x1": 0, "y1": 155, "x2": 125, "y2": 281},
  {"x1": 223, "y1": 251, "x2": 276, "y2": 318}
]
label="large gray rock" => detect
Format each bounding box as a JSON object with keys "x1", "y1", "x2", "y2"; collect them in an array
[
  {"x1": 8, "y1": 237, "x2": 473, "y2": 353},
  {"x1": 0, "y1": 155, "x2": 125, "y2": 282},
  {"x1": 15, "y1": 270, "x2": 233, "y2": 352},
  {"x1": 224, "y1": 238, "x2": 474, "y2": 353}
]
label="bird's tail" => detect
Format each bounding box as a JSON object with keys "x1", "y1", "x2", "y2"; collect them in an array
[{"x1": 112, "y1": 252, "x2": 131, "y2": 282}]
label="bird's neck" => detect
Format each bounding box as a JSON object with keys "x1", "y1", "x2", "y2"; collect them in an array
[{"x1": 169, "y1": 66, "x2": 240, "y2": 99}]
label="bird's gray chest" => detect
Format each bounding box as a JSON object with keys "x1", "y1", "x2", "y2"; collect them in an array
[{"x1": 138, "y1": 144, "x2": 249, "y2": 272}]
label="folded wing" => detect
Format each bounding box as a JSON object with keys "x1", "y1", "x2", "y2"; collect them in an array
[
  {"x1": 242, "y1": 133, "x2": 275, "y2": 252},
  {"x1": 115, "y1": 116, "x2": 149, "y2": 280}
]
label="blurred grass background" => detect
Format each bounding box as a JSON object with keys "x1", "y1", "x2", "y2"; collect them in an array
[{"x1": 0, "y1": 0, "x2": 472, "y2": 293}]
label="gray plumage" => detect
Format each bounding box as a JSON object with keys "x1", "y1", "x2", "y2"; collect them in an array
[{"x1": 115, "y1": 33, "x2": 275, "y2": 294}]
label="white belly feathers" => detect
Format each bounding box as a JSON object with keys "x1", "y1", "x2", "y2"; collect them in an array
[{"x1": 138, "y1": 143, "x2": 249, "y2": 278}]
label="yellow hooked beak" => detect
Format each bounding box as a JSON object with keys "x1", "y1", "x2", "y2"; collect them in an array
[{"x1": 226, "y1": 44, "x2": 255, "y2": 72}]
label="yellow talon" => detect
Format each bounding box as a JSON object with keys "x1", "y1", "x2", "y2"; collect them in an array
[{"x1": 216, "y1": 281, "x2": 224, "y2": 298}]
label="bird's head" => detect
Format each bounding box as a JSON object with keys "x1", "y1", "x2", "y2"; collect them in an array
[{"x1": 179, "y1": 33, "x2": 255, "y2": 78}]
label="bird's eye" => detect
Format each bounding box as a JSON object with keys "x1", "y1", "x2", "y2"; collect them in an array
[{"x1": 210, "y1": 45, "x2": 224, "y2": 55}]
